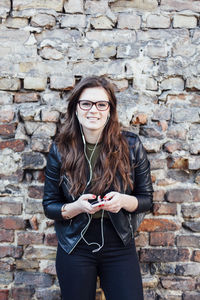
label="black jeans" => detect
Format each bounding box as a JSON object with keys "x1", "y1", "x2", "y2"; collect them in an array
[{"x1": 56, "y1": 218, "x2": 144, "y2": 300}]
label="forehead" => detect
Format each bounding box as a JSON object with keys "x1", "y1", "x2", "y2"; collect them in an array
[{"x1": 79, "y1": 87, "x2": 109, "y2": 101}]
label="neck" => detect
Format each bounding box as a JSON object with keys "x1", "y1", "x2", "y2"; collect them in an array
[{"x1": 82, "y1": 128, "x2": 102, "y2": 144}]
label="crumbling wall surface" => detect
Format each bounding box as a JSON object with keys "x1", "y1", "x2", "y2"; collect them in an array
[{"x1": 0, "y1": 0, "x2": 200, "y2": 299}]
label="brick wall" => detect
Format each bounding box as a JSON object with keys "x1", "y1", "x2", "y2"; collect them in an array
[{"x1": 0, "y1": 0, "x2": 200, "y2": 299}]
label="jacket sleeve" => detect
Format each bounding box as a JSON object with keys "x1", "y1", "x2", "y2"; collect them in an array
[
  {"x1": 43, "y1": 142, "x2": 65, "y2": 221},
  {"x1": 131, "y1": 136, "x2": 153, "y2": 213}
]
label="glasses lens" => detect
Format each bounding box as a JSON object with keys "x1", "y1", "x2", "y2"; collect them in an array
[
  {"x1": 96, "y1": 101, "x2": 109, "y2": 111},
  {"x1": 79, "y1": 101, "x2": 92, "y2": 110}
]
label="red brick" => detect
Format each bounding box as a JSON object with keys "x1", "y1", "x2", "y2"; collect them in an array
[
  {"x1": 0, "y1": 201, "x2": 22, "y2": 215},
  {"x1": 192, "y1": 250, "x2": 200, "y2": 262},
  {"x1": 138, "y1": 218, "x2": 180, "y2": 232},
  {"x1": 140, "y1": 248, "x2": 178, "y2": 262},
  {"x1": 28, "y1": 185, "x2": 44, "y2": 199},
  {"x1": 14, "y1": 92, "x2": 40, "y2": 103},
  {"x1": 135, "y1": 232, "x2": 148, "y2": 247},
  {"x1": 166, "y1": 189, "x2": 200, "y2": 203},
  {"x1": 44, "y1": 233, "x2": 58, "y2": 247},
  {"x1": 153, "y1": 190, "x2": 165, "y2": 202},
  {"x1": 17, "y1": 232, "x2": 44, "y2": 245},
  {"x1": 150, "y1": 232, "x2": 175, "y2": 246},
  {"x1": 0, "y1": 123, "x2": 17, "y2": 137},
  {"x1": 0, "y1": 217, "x2": 25, "y2": 230},
  {"x1": 0, "y1": 245, "x2": 23, "y2": 258},
  {"x1": 0, "y1": 229, "x2": 14, "y2": 242},
  {"x1": 0, "y1": 290, "x2": 9, "y2": 300},
  {"x1": 0, "y1": 139, "x2": 25, "y2": 152},
  {"x1": 153, "y1": 203, "x2": 177, "y2": 215},
  {"x1": 14, "y1": 271, "x2": 53, "y2": 287},
  {"x1": 178, "y1": 248, "x2": 190, "y2": 261}
]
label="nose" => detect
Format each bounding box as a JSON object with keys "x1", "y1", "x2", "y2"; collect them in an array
[{"x1": 89, "y1": 103, "x2": 98, "y2": 112}]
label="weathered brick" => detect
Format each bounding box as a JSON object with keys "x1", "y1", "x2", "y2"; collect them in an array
[
  {"x1": 140, "y1": 249, "x2": 178, "y2": 263},
  {"x1": 85, "y1": 0, "x2": 108, "y2": 14},
  {"x1": 182, "y1": 204, "x2": 200, "y2": 219},
  {"x1": 110, "y1": 0, "x2": 158, "y2": 10},
  {"x1": 14, "y1": 93, "x2": 40, "y2": 103},
  {"x1": 183, "y1": 292, "x2": 200, "y2": 300},
  {"x1": 150, "y1": 232, "x2": 175, "y2": 246},
  {"x1": 117, "y1": 13, "x2": 141, "y2": 29},
  {"x1": 5, "y1": 17, "x2": 28, "y2": 28},
  {"x1": 186, "y1": 76, "x2": 200, "y2": 90},
  {"x1": 0, "y1": 123, "x2": 17, "y2": 138},
  {"x1": 153, "y1": 203, "x2": 177, "y2": 216},
  {"x1": 35, "y1": 288, "x2": 61, "y2": 300},
  {"x1": 29, "y1": 215, "x2": 39, "y2": 230},
  {"x1": 0, "y1": 246, "x2": 23, "y2": 258},
  {"x1": 64, "y1": 0, "x2": 84, "y2": 13},
  {"x1": 15, "y1": 258, "x2": 39, "y2": 269},
  {"x1": 0, "y1": 140, "x2": 25, "y2": 152},
  {"x1": 31, "y1": 14, "x2": 56, "y2": 28},
  {"x1": 146, "y1": 14, "x2": 170, "y2": 28},
  {"x1": 0, "y1": 106, "x2": 15, "y2": 123},
  {"x1": 86, "y1": 30, "x2": 136, "y2": 44},
  {"x1": 167, "y1": 156, "x2": 188, "y2": 169},
  {"x1": 39, "y1": 47, "x2": 63, "y2": 60},
  {"x1": 0, "y1": 289, "x2": 9, "y2": 300},
  {"x1": 91, "y1": 16, "x2": 114, "y2": 29},
  {"x1": 135, "y1": 232, "x2": 148, "y2": 247},
  {"x1": 164, "y1": 141, "x2": 183, "y2": 153},
  {"x1": 138, "y1": 219, "x2": 180, "y2": 232},
  {"x1": 0, "y1": 201, "x2": 22, "y2": 215},
  {"x1": 10, "y1": 286, "x2": 35, "y2": 300},
  {"x1": 183, "y1": 221, "x2": 200, "y2": 232},
  {"x1": 50, "y1": 76, "x2": 75, "y2": 90},
  {"x1": 95, "y1": 46, "x2": 116, "y2": 59},
  {"x1": 166, "y1": 189, "x2": 200, "y2": 203},
  {"x1": 173, "y1": 108, "x2": 200, "y2": 123},
  {"x1": 153, "y1": 190, "x2": 165, "y2": 202},
  {"x1": 61, "y1": 14, "x2": 86, "y2": 28},
  {"x1": 0, "y1": 230, "x2": 14, "y2": 242},
  {"x1": 173, "y1": 15, "x2": 197, "y2": 28},
  {"x1": 0, "y1": 77, "x2": 21, "y2": 91},
  {"x1": 192, "y1": 250, "x2": 200, "y2": 262},
  {"x1": 24, "y1": 246, "x2": 56, "y2": 260},
  {"x1": 22, "y1": 152, "x2": 46, "y2": 169},
  {"x1": 167, "y1": 124, "x2": 187, "y2": 140},
  {"x1": 147, "y1": 44, "x2": 168, "y2": 58},
  {"x1": 28, "y1": 185, "x2": 44, "y2": 199},
  {"x1": 40, "y1": 260, "x2": 56, "y2": 275},
  {"x1": 17, "y1": 232, "x2": 44, "y2": 245},
  {"x1": 161, "y1": 276, "x2": 195, "y2": 291},
  {"x1": 44, "y1": 233, "x2": 58, "y2": 247},
  {"x1": 24, "y1": 77, "x2": 47, "y2": 91},
  {"x1": 177, "y1": 235, "x2": 200, "y2": 248},
  {"x1": 176, "y1": 262, "x2": 200, "y2": 276},
  {"x1": 13, "y1": 0, "x2": 64, "y2": 12},
  {"x1": 14, "y1": 271, "x2": 53, "y2": 288},
  {"x1": 142, "y1": 275, "x2": 158, "y2": 288},
  {"x1": 188, "y1": 156, "x2": 200, "y2": 170},
  {"x1": 0, "y1": 217, "x2": 25, "y2": 230}
]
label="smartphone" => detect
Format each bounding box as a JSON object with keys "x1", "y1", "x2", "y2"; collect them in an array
[{"x1": 89, "y1": 200, "x2": 105, "y2": 207}]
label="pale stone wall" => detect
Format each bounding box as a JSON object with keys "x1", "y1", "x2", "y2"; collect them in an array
[{"x1": 0, "y1": 1, "x2": 200, "y2": 299}]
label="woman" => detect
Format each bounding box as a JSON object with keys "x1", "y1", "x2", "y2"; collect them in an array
[{"x1": 43, "y1": 76, "x2": 153, "y2": 300}]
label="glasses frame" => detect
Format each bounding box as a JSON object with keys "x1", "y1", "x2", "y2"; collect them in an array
[{"x1": 77, "y1": 100, "x2": 110, "y2": 111}]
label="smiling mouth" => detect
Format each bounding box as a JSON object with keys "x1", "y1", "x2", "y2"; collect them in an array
[{"x1": 87, "y1": 117, "x2": 100, "y2": 120}]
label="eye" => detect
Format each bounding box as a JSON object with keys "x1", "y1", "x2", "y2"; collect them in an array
[{"x1": 81, "y1": 101, "x2": 91, "y2": 107}]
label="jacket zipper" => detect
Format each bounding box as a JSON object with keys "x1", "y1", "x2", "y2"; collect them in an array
[{"x1": 128, "y1": 213, "x2": 134, "y2": 239}]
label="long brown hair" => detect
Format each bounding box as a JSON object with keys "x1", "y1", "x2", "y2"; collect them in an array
[{"x1": 56, "y1": 76, "x2": 133, "y2": 197}]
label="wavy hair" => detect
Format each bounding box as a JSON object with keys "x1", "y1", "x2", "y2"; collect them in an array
[{"x1": 56, "y1": 76, "x2": 133, "y2": 197}]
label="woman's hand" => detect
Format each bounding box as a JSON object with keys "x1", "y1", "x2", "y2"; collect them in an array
[
  {"x1": 61, "y1": 194, "x2": 103, "y2": 219},
  {"x1": 102, "y1": 192, "x2": 138, "y2": 213}
]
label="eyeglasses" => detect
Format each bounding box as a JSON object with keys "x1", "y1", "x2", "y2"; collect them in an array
[{"x1": 78, "y1": 100, "x2": 110, "y2": 111}]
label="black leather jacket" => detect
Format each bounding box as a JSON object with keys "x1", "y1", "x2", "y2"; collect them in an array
[{"x1": 43, "y1": 131, "x2": 153, "y2": 254}]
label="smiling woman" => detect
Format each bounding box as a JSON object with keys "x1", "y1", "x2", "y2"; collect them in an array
[
  {"x1": 76, "y1": 87, "x2": 110, "y2": 142},
  {"x1": 43, "y1": 76, "x2": 153, "y2": 300}
]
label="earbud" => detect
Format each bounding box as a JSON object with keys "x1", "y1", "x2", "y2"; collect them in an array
[{"x1": 76, "y1": 111, "x2": 78, "y2": 116}]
